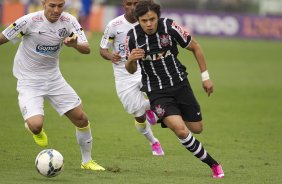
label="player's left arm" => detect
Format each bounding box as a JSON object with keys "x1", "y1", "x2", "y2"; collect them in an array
[
  {"x1": 168, "y1": 18, "x2": 213, "y2": 96},
  {"x1": 65, "y1": 14, "x2": 91, "y2": 54},
  {"x1": 0, "y1": 33, "x2": 9, "y2": 45},
  {"x1": 64, "y1": 35, "x2": 90, "y2": 54},
  {"x1": 187, "y1": 39, "x2": 213, "y2": 96}
]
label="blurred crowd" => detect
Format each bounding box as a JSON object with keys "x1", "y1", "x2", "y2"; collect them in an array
[
  {"x1": 2, "y1": 0, "x2": 281, "y2": 16},
  {"x1": 1, "y1": 0, "x2": 257, "y2": 13}
]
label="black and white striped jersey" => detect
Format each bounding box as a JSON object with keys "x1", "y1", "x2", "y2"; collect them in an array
[{"x1": 126, "y1": 18, "x2": 192, "y2": 92}]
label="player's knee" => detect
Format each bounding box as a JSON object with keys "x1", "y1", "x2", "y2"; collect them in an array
[
  {"x1": 190, "y1": 125, "x2": 203, "y2": 134},
  {"x1": 135, "y1": 115, "x2": 146, "y2": 123},
  {"x1": 79, "y1": 112, "x2": 88, "y2": 122},
  {"x1": 187, "y1": 121, "x2": 203, "y2": 134},
  {"x1": 174, "y1": 127, "x2": 189, "y2": 139},
  {"x1": 25, "y1": 116, "x2": 44, "y2": 134},
  {"x1": 71, "y1": 112, "x2": 89, "y2": 128},
  {"x1": 78, "y1": 116, "x2": 89, "y2": 127},
  {"x1": 190, "y1": 128, "x2": 203, "y2": 134}
]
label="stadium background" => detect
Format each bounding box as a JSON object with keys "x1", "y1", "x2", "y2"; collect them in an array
[
  {"x1": 1, "y1": 0, "x2": 282, "y2": 40},
  {"x1": 0, "y1": 0, "x2": 281, "y2": 184}
]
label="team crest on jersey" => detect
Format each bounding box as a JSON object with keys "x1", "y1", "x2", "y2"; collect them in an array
[
  {"x1": 58, "y1": 28, "x2": 68, "y2": 37},
  {"x1": 160, "y1": 34, "x2": 170, "y2": 47},
  {"x1": 154, "y1": 105, "x2": 165, "y2": 118}
]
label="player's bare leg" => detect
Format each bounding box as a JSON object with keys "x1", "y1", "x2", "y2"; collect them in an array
[{"x1": 25, "y1": 115, "x2": 48, "y2": 147}]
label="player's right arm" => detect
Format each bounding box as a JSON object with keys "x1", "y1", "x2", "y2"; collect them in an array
[
  {"x1": 125, "y1": 33, "x2": 144, "y2": 74},
  {"x1": 1, "y1": 15, "x2": 29, "y2": 45},
  {"x1": 125, "y1": 48, "x2": 144, "y2": 74},
  {"x1": 100, "y1": 48, "x2": 121, "y2": 64},
  {"x1": 0, "y1": 33, "x2": 9, "y2": 45},
  {"x1": 99, "y1": 24, "x2": 122, "y2": 64}
]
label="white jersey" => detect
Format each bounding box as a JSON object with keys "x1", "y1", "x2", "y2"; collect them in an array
[
  {"x1": 2, "y1": 10, "x2": 88, "y2": 81},
  {"x1": 100, "y1": 14, "x2": 141, "y2": 83}
]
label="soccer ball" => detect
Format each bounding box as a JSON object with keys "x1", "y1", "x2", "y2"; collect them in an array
[{"x1": 35, "y1": 149, "x2": 64, "y2": 177}]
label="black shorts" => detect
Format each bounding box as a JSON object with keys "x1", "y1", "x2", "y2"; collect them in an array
[{"x1": 147, "y1": 80, "x2": 202, "y2": 123}]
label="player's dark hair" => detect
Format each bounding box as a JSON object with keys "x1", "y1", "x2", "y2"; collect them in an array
[{"x1": 134, "y1": 0, "x2": 161, "y2": 19}]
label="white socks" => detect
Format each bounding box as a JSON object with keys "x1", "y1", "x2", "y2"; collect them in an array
[
  {"x1": 76, "y1": 123, "x2": 92, "y2": 164},
  {"x1": 135, "y1": 120, "x2": 158, "y2": 144}
]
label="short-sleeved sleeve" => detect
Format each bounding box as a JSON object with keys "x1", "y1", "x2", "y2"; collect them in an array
[
  {"x1": 68, "y1": 14, "x2": 88, "y2": 43},
  {"x1": 167, "y1": 19, "x2": 192, "y2": 48},
  {"x1": 2, "y1": 15, "x2": 30, "y2": 44},
  {"x1": 100, "y1": 23, "x2": 115, "y2": 49}
]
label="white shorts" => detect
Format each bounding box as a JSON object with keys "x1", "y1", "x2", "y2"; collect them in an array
[
  {"x1": 116, "y1": 78, "x2": 150, "y2": 117},
  {"x1": 16, "y1": 76, "x2": 81, "y2": 120}
]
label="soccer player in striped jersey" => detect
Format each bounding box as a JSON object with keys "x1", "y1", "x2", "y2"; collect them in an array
[
  {"x1": 125, "y1": 0, "x2": 224, "y2": 178},
  {"x1": 99, "y1": 0, "x2": 164, "y2": 156},
  {"x1": 0, "y1": 0, "x2": 104, "y2": 171}
]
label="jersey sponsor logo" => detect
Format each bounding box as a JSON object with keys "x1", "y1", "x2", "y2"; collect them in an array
[
  {"x1": 58, "y1": 28, "x2": 68, "y2": 37},
  {"x1": 160, "y1": 34, "x2": 170, "y2": 47},
  {"x1": 143, "y1": 50, "x2": 172, "y2": 61},
  {"x1": 119, "y1": 44, "x2": 126, "y2": 55},
  {"x1": 172, "y1": 21, "x2": 189, "y2": 42},
  {"x1": 7, "y1": 21, "x2": 27, "y2": 38},
  {"x1": 36, "y1": 44, "x2": 60, "y2": 54},
  {"x1": 112, "y1": 20, "x2": 123, "y2": 27},
  {"x1": 32, "y1": 16, "x2": 44, "y2": 22},
  {"x1": 60, "y1": 16, "x2": 70, "y2": 22},
  {"x1": 125, "y1": 36, "x2": 130, "y2": 58}
]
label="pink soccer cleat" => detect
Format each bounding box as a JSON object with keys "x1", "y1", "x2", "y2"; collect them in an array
[
  {"x1": 211, "y1": 164, "x2": 224, "y2": 178},
  {"x1": 151, "y1": 142, "x2": 164, "y2": 156},
  {"x1": 146, "y1": 110, "x2": 157, "y2": 125}
]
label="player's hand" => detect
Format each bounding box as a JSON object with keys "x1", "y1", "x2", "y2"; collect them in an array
[
  {"x1": 202, "y1": 79, "x2": 213, "y2": 96},
  {"x1": 111, "y1": 51, "x2": 122, "y2": 65},
  {"x1": 128, "y1": 48, "x2": 145, "y2": 62},
  {"x1": 64, "y1": 34, "x2": 78, "y2": 48}
]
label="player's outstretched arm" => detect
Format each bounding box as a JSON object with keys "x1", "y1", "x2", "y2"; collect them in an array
[
  {"x1": 187, "y1": 39, "x2": 213, "y2": 96},
  {"x1": 64, "y1": 35, "x2": 90, "y2": 54},
  {"x1": 0, "y1": 33, "x2": 9, "y2": 45},
  {"x1": 187, "y1": 39, "x2": 207, "y2": 73}
]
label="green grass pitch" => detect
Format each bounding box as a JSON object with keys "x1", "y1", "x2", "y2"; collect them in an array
[{"x1": 0, "y1": 32, "x2": 281, "y2": 184}]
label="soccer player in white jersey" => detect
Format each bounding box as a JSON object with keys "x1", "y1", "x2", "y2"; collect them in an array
[
  {"x1": 0, "y1": 0, "x2": 105, "y2": 171},
  {"x1": 99, "y1": 0, "x2": 164, "y2": 156}
]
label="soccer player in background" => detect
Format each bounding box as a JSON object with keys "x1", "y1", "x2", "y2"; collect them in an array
[
  {"x1": 0, "y1": 0, "x2": 105, "y2": 171},
  {"x1": 125, "y1": 0, "x2": 224, "y2": 178},
  {"x1": 99, "y1": 0, "x2": 164, "y2": 156}
]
